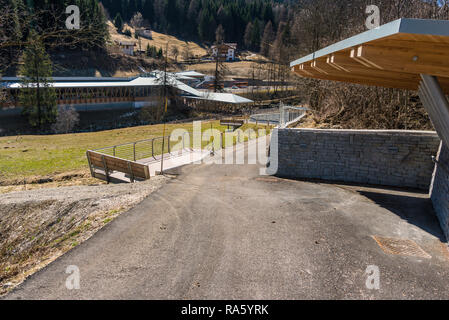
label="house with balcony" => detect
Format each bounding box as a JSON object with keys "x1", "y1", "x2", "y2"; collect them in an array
[
  {"x1": 114, "y1": 40, "x2": 137, "y2": 56},
  {"x1": 211, "y1": 43, "x2": 237, "y2": 61}
]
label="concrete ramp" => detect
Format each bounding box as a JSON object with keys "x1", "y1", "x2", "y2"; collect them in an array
[
  {"x1": 105, "y1": 149, "x2": 210, "y2": 182},
  {"x1": 141, "y1": 149, "x2": 210, "y2": 176}
]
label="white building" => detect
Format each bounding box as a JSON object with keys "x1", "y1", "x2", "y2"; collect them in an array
[
  {"x1": 138, "y1": 29, "x2": 153, "y2": 39},
  {"x1": 211, "y1": 43, "x2": 237, "y2": 61},
  {"x1": 114, "y1": 40, "x2": 137, "y2": 56}
]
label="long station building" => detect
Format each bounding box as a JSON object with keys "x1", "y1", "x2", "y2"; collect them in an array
[
  {"x1": 0, "y1": 71, "x2": 253, "y2": 134},
  {"x1": 1, "y1": 71, "x2": 252, "y2": 110}
]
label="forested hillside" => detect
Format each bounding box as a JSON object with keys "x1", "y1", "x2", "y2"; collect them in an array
[
  {"x1": 1, "y1": 0, "x2": 294, "y2": 73},
  {"x1": 101, "y1": 0, "x2": 293, "y2": 50},
  {"x1": 1, "y1": 0, "x2": 110, "y2": 76},
  {"x1": 4, "y1": 0, "x2": 108, "y2": 50}
]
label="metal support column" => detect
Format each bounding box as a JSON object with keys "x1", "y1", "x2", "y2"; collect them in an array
[{"x1": 419, "y1": 75, "x2": 449, "y2": 148}]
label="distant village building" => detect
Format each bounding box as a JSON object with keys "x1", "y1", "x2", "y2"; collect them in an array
[
  {"x1": 137, "y1": 29, "x2": 152, "y2": 39},
  {"x1": 211, "y1": 43, "x2": 237, "y2": 61},
  {"x1": 114, "y1": 40, "x2": 137, "y2": 56}
]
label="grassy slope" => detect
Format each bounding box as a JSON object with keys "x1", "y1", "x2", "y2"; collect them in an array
[
  {"x1": 0, "y1": 121, "x2": 271, "y2": 185},
  {"x1": 109, "y1": 22, "x2": 267, "y2": 78},
  {"x1": 109, "y1": 22, "x2": 208, "y2": 59},
  {"x1": 184, "y1": 61, "x2": 258, "y2": 79}
]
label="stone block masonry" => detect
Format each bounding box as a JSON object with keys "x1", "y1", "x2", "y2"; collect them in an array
[
  {"x1": 430, "y1": 142, "x2": 449, "y2": 240},
  {"x1": 276, "y1": 128, "x2": 441, "y2": 190}
]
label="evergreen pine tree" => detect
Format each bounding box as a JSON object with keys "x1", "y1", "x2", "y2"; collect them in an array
[
  {"x1": 114, "y1": 13, "x2": 123, "y2": 32},
  {"x1": 244, "y1": 22, "x2": 253, "y2": 49},
  {"x1": 251, "y1": 19, "x2": 261, "y2": 51},
  {"x1": 19, "y1": 33, "x2": 57, "y2": 130}
]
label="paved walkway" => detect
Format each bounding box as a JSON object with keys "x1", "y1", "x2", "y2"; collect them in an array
[{"x1": 4, "y1": 139, "x2": 449, "y2": 299}]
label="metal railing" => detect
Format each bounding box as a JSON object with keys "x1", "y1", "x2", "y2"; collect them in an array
[
  {"x1": 92, "y1": 126, "x2": 271, "y2": 164},
  {"x1": 94, "y1": 132, "x2": 191, "y2": 162},
  {"x1": 279, "y1": 103, "x2": 308, "y2": 128},
  {"x1": 249, "y1": 103, "x2": 308, "y2": 128}
]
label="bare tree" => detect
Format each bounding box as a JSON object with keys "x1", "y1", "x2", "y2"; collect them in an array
[
  {"x1": 130, "y1": 12, "x2": 144, "y2": 52},
  {"x1": 215, "y1": 24, "x2": 225, "y2": 44},
  {"x1": 130, "y1": 12, "x2": 144, "y2": 29},
  {"x1": 170, "y1": 46, "x2": 179, "y2": 63},
  {"x1": 182, "y1": 42, "x2": 192, "y2": 61},
  {"x1": 52, "y1": 106, "x2": 80, "y2": 134}
]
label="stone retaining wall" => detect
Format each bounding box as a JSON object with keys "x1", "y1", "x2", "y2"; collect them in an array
[{"x1": 276, "y1": 128, "x2": 441, "y2": 190}]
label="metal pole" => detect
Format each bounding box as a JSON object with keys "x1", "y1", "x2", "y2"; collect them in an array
[
  {"x1": 221, "y1": 132, "x2": 224, "y2": 149},
  {"x1": 168, "y1": 135, "x2": 171, "y2": 154},
  {"x1": 152, "y1": 138, "x2": 154, "y2": 158},
  {"x1": 160, "y1": 42, "x2": 169, "y2": 175},
  {"x1": 133, "y1": 143, "x2": 136, "y2": 161},
  {"x1": 182, "y1": 133, "x2": 185, "y2": 150}
]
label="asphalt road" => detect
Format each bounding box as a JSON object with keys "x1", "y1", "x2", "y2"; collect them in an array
[{"x1": 5, "y1": 140, "x2": 449, "y2": 299}]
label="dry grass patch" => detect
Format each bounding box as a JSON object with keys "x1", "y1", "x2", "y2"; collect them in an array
[
  {"x1": 108, "y1": 21, "x2": 208, "y2": 60},
  {"x1": 184, "y1": 61, "x2": 259, "y2": 78},
  {"x1": 0, "y1": 176, "x2": 169, "y2": 295}
]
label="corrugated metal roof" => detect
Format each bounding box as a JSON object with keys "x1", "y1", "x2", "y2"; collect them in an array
[
  {"x1": 185, "y1": 92, "x2": 253, "y2": 104},
  {"x1": 3, "y1": 71, "x2": 254, "y2": 104},
  {"x1": 1, "y1": 76, "x2": 133, "y2": 82},
  {"x1": 175, "y1": 71, "x2": 206, "y2": 77},
  {"x1": 7, "y1": 77, "x2": 159, "y2": 89}
]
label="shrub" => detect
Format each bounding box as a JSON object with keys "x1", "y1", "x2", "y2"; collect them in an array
[{"x1": 52, "y1": 106, "x2": 80, "y2": 134}]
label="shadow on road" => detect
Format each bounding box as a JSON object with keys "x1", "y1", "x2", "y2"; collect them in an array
[{"x1": 359, "y1": 190, "x2": 446, "y2": 242}]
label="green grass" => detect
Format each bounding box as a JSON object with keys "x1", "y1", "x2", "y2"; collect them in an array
[{"x1": 0, "y1": 121, "x2": 271, "y2": 184}]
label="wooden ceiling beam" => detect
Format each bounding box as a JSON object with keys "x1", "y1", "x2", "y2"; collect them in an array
[
  {"x1": 328, "y1": 51, "x2": 374, "y2": 72},
  {"x1": 292, "y1": 67, "x2": 449, "y2": 93},
  {"x1": 292, "y1": 64, "x2": 314, "y2": 77},
  {"x1": 311, "y1": 58, "x2": 340, "y2": 75},
  {"x1": 310, "y1": 52, "x2": 422, "y2": 84},
  {"x1": 356, "y1": 44, "x2": 449, "y2": 78},
  {"x1": 292, "y1": 52, "x2": 449, "y2": 93},
  {"x1": 293, "y1": 66, "x2": 419, "y2": 90},
  {"x1": 369, "y1": 38, "x2": 449, "y2": 53}
]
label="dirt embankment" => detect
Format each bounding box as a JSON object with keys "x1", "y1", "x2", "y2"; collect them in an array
[{"x1": 0, "y1": 176, "x2": 169, "y2": 295}]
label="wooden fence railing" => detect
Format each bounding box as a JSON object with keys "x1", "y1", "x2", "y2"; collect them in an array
[
  {"x1": 86, "y1": 150, "x2": 150, "y2": 183},
  {"x1": 87, "y1": 133, "x2": 190, "y2": 183}
]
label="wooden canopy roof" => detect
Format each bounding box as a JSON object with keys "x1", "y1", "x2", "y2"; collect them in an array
[{"x1": 290, "y1": 19, "x2": 449, "y2": 93}]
